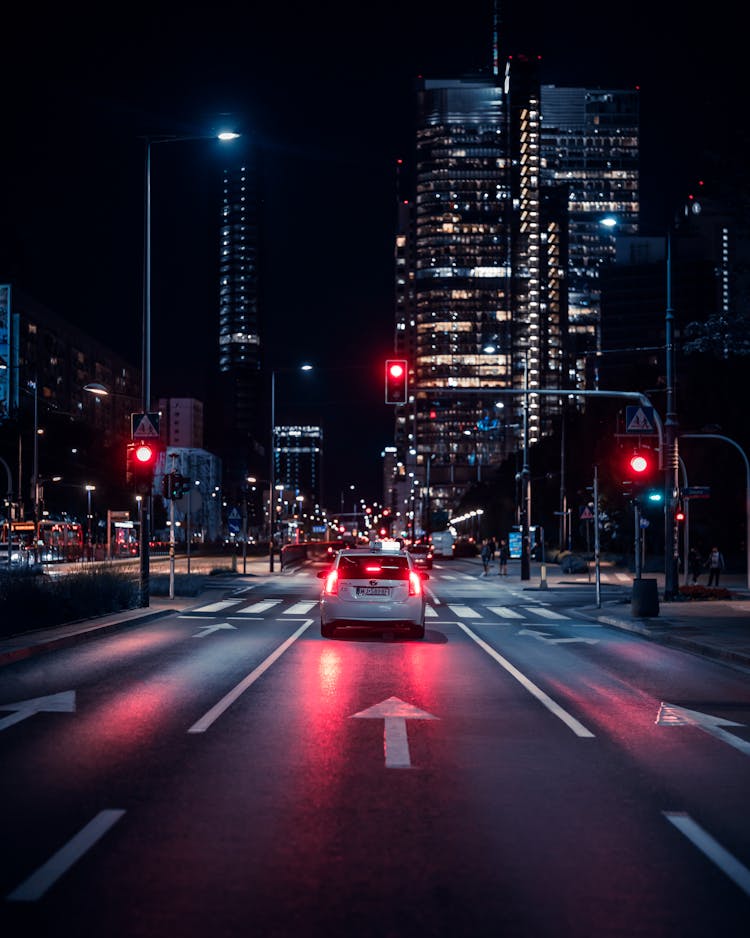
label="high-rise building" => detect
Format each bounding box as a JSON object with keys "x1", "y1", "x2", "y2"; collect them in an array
[
  {"x1": 392, "y1": 56, "x2": 568, "y2": 524},
  {"x1": 217, "y1": 159, "x2": 263, "y2": 501},
  {"x1": 539, "y1": 85, "x2": 640, "y2": 383}
]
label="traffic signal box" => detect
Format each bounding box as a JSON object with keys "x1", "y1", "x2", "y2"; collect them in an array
[
  {"x1": 127, "y1": 441, "x2": 160, "y2": 495},
  {"x1": 161, "y1": 471, "x2": 191, "y2": 500},
  {"x1": 385, "y1": 359, "x2": 408, "y2": 404},
  {"x1": 621, "y1": 447, "x2": 659, "y2": 503}
]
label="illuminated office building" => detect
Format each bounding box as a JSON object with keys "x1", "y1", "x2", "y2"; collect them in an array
[
  {"x1": 217, "y1": 160, "x2": 263, "y2": 500},
  {"x1": 539, "y1": 85, "x2": 640, "y2": 384},
  {"x1": 394, "y1": 55, "x2": 567, "y2": 518}
]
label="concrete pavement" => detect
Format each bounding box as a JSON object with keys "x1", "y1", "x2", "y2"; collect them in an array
[{"x1": 1, "y1": 555, "x2": 749, "y2": 673}]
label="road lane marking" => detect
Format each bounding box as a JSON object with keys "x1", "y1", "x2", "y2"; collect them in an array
[
  {"x1": 663, "y1": 812, "x2": 750, "y2": 897},
  {"x1": 242, "y1": 599, "x2": 283, "y2": 613},
  {"x1": 457, "y1": 622, "x2": 595, "y2": 738},
  {"x1": 352, "y1": 697, "x2": 438, "y2": 769},
  {"x1": 283, "y1": 601, "x2": 316, "y2": 615},
  {"x1": 7, "y1": 809, "x2": 125, "y2": 901},
  {"x1": 192, "y1": 622, "x2": 237, "y2": 638},
  {"x1": 522, "y1": 606, "x2": 570, "y2": 620},
  {"x1": 0, "y1": 691, "x2": 76, "y2": 732},
  {"x1": 448, "y1": 604, "x2": 482, "y2": 618},
  {"x1": 657, "y1": 702, "x2": 750, "y2": 757},
  {"x1": 486, "y1": 606, "x2": 524, "y2": 619},
  {"x1": 188, "y1": 620, "x2": 312, "y2": 733},
  {"x1": 191, "y1": 599, "x2": 241, "y2": 613},
  {"x1": 425, "y1": 605, "x2": 439, "y2": 617}
]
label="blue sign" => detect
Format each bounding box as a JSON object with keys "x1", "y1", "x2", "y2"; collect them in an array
[{"x1": 227, "y1": 507, "x2": 241, "y2": 534}]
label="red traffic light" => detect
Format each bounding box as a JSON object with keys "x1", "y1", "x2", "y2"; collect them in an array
[
  {"x1": 629, "y1": 453, "x2": 649, "y2": 474},
  {"x1": 385, "y1": 359, "x2": 408, "y2": 404},
  {"x1": 134, "y1": 442, "x2": 156, "y2": 464},
  {"x1": 675, "y1": 503, "x2": 686, "y2": 522}
]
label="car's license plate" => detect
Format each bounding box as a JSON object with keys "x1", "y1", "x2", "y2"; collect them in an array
[{"x1": 356, "y1": 587, "x2": 390, "y2": 597}]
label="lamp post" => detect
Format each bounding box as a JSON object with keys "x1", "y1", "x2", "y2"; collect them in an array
[
  {"x1": 520, "y1": 358, "x2": 531, "y2": 581},
  {"x1": 663, "y1": 232, "x2": 680, "y2": 600},
  {"x1": 267, "y1": 364, "x2": 313, "y2": 572},
  {"x1": 85, "y1": 484, "x2": 96, "y2": 557},
  {"x1": 139, "y1": 129, "x2": 239, "y2": 605}
]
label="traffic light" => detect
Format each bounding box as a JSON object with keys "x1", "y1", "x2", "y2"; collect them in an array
[
  {"x1": 129, "y1": 441, "x2": 159, "y2": 495},
  {"x1": 675, "y1": 501, "x2": 686, "y2": 522},
  {"x1": 385, "y1": 359, "x2": 408, "y2": 404}
]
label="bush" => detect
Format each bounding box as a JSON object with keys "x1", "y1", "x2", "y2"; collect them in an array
[
  {"x1": 0, "y1": 566, "x2": 139, "y2": 638},
  {"x1": 678, "y1": 584, "x2": 733, "y2": 601}
]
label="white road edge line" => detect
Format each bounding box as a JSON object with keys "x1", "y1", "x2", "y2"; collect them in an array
[
  {"x1": 188, "y1": 620, "x2": 312, "y2": 733},
  {"x1": 664, "y1": 811, "x2": 750, "y2": 896},
  {"x1": 7, "y1": 809, "x2": 125, "y2": 902},
  {"x1": 456, "y1": 622, "x2": 595, "y2": 738}
]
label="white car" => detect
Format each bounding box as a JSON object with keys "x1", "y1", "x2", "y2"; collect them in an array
[{"x1": 317, "y1": 545, "x2": 429, "y2": 639}]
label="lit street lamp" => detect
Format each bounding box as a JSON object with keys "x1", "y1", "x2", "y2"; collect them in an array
[
  {"x1": 268, "y1": 364, "x2": 313, "y2": 572},
  {"x1": 138, "y1": 129, "x2": 239, "y2": 605}
]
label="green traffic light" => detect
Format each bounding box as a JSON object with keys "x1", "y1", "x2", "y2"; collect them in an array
[{"x1": 647, "y1": 490, "x2": 663, "y2": 502}]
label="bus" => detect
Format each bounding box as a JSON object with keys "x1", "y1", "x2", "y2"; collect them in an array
[{"x1": 0, "y1": 519, "x2": 84, "y2": 563}]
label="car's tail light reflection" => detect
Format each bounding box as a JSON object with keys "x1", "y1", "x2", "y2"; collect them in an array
[{"x1": 323, "y1": 568, "x2": 339, "y2": 595}]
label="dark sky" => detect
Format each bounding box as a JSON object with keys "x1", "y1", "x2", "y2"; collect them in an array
[{"x1": 0, "y1": 1, "x2": 740, "y2": 507}]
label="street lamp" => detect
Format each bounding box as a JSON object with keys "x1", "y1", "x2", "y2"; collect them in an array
[
  {"x1": 85, "y1": 484, "x2": 96, "y2": 555},
  {"x1": 139, "y1": 129, "x2": 239, "y2": 605},
  {"x1": 268, "y1": 364, "x2": 313, "y2": 572}
]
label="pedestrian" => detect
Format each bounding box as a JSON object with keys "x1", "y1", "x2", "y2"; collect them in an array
[
  {"x1": 498, "y1": 539, "x2": 509, "y2": 576},
  {"x1": 688, "y1": 547, "x2": 702, "y2": 585},
  {"x1": 480, "y1": 538, "x2": 491, "y2": 575},
  {"x1": 488, "y1": 536, "x2": 497, "y2": 563},
  {"x1": 706, "y1": 546, "x2": 725, "y2": 587}
]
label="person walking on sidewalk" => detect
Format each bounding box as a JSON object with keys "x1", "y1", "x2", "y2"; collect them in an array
[
  {"x1": 498, "y1": 539, "x2": 509, "y2": 576},
  {"x1": 706, "y1": 546, "x2": 725, "y2": 587},
  {"x1": 480, "y1": 538, "x2": 492, "y2": 575}
]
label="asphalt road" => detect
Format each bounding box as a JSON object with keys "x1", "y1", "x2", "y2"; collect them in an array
[{"x1": 1, "y1": 560, "x2": 749, "y2": 937}]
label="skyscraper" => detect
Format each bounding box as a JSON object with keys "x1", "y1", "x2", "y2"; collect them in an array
[
  {"x1": 217, "y1": 160, "x2": 263, "y2": 501},
  {"x1": 392, "y1": 55, "x2": 567, "y2": 530}
]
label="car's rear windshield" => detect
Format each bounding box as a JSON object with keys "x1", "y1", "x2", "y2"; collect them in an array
[{"x1": 337, "y1": 554, "x2": 410, "y2": 580}]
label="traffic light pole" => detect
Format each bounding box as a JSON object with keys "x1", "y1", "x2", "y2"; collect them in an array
[
  {"x1": 663, "y1": 233, "x2": 680, "y2": 600},
  {"x1": 520, "y1": 359, "x2": 531, "y2": 581}
]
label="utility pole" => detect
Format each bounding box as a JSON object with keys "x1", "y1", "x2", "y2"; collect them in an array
[
  {"x1": 663, "y1": 232, "x2": 680, "y2": 599},
  {"x1": 520, "y1": 358, "x2": 531, "y2": 581}
]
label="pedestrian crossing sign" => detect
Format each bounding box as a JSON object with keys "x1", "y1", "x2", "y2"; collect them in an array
[
  {"x1": 625, "y1": 405, "x2": 656, "y2": 434},
  {"x1": 131, "y1": 412, "x2": 160, "y2": 439}
]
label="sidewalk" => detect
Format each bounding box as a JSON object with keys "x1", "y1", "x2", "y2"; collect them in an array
[
  {"x1": 2, "y1": 557, "x2": 749, "y2": 673},
  {"x1": 521, "y1": 561, "x2": 750, "y2": 673}
]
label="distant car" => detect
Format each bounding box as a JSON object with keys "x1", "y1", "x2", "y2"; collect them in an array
[
  {"x1": 408, "y1": 544, "x2": 433, "y2": 570},
  {"x1": 317, "y1": 543, "x2": 429, "y2": 639}
]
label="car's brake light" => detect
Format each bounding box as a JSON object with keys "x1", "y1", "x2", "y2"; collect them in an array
[
  {"x1": 364, "y1": 564, "x2": 383, "y2": 575},
  {"x1": 408, "y1": 570, "x2": 422, "y2": 596},
  {"x1": 324, "y1": 569, "x2": 339, "y2": 595}
]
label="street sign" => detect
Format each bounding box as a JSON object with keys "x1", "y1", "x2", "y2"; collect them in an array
[
  {"x1": 625, "y1": 405, "x2": 656, "y2": 434},
  {"x1": 227, "y1": 507, "x2": 241, "y2": 534},
  {"x1": 683, "y1": 486, "x2": 711, "y2": 499},
  {"x1": 131, "y1": 412, "x2": 160, "y2": 439},
  {"x1": 579, "y1": 506, "x2": 594, "y2": 520}
]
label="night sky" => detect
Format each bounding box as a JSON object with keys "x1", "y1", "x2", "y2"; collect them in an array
[{"x1": 0, "y1": 1, "x2": 740, "y2": 507}]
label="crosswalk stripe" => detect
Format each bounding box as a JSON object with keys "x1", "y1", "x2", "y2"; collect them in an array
[
  {"x1": 283, "y1": 601, "x2": 316, "y2": 615},
  {"x1": 192, "y1": 599, "x2": 241, "y2": 613},
  {"x1": 425, "y1": 605, "x2": 439, "y2": 617},
  {"x1": 243, "y1": 600, "x2": 283, "y2": 613},
  {"x1": 485, "y1": 606, "x2": 524, "y2": 619},
  {"x1": 448, "y1": 604, "x2": 482, "y2": 618},
  {"x1": 522, "y1": 606, "x2": 570, "y2": 620}
]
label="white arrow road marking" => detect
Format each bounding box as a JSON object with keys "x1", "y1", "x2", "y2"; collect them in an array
[
  {"x1": 448, "y1": 604, "x2": 481, "y2": 618},
  {"x1": 522, "y1": 606, "x2": 570, "y2": 620},
  {"x1": 656, "y1": 702, "x2": 750, "y2": 757},
  {"x1": 664, "y1": 812, "x2": 750, "y2": 897},
  {"x1": 192, "y1": 622, "x2": 238, "y2": 639},
  {"x1": 191, "y1": 599, "x2": 241, "y2": 613},
  {"x1": 284, "y1": 601, "x2": 316, "y2": 615},
  {"x1": 352, "y1": 696, "x2": 438, "y2": 768},
  {"x1": 458, "y1": 623, "x2": 595, "y2": 738},
  {"x1": 7, "y1": 809, "x2": 125, "y2": 902},
  {"x1": 0, "y1": 691, "x2": 76, "y2": 731},
  {"x1": 486, "y1": 606, "x2": 524, "y2": 619},
  {"x1": 188, "y1": 620, "x2": 312, "y2": 733},
  {"x1": 518, "y1": 628, "x2": 597, "y2": 645}
]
